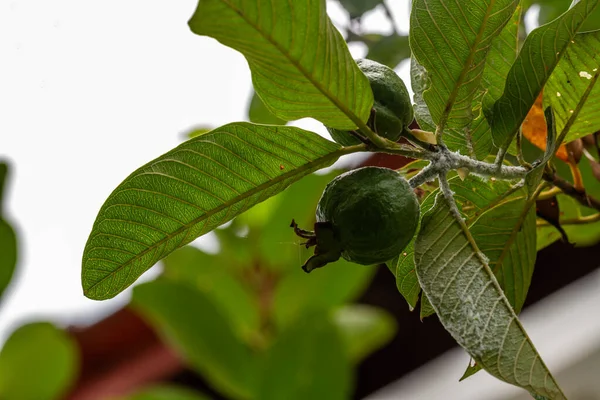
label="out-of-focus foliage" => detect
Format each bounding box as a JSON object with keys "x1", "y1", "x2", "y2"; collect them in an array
[
  {"x1": 0, "y1": 161, "x2": 17, "y2": 301},
  {"x1": 120, "y1": 385, "x2": 213, "y2": 400},
  {"x1": 0, "y1": 322, "x2": 79, "y2": 400}
]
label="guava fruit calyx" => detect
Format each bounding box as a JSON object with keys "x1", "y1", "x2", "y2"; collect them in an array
[{"x1": 290, "y1": 219, "x2": 342, "y2": 273}]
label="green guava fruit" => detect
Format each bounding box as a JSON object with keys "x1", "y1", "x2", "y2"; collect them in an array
[
  {"x1": 327, "y1": 58, "x2": 414, "y2": 146},
  {"x1": 291, "y1": 166, "x2": 420, "y2": 272}
]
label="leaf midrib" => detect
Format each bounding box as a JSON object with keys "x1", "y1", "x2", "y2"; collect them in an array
[
  {"x1": 84, "y1": 147, "x2": 348, "y2": 298},
  {"x1": 208, "y1": 0, "x2": 368, "y2": 129}
]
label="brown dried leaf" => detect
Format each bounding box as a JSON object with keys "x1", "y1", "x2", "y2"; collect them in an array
[{"x1": 522, "y1": 91, "x2": 569, "y2": 162}]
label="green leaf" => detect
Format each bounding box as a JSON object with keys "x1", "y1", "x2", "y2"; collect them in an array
[
  {"x1": 419, "y1": 292, "x2": 435, "y2": 319},
  {"x1": 332, "y1": 305, "x2": 396, "y2": 364},
  {"x1": 0, "y1": 162, "x2": 17, "y2": 300},
  {"x1": 364, "y1": 34, "x2": 410, "y2": 69},
  {"x1": 272, "y1": 258, "x2": 374, "y2": 329},
  {"x1": 189, "y1": 0, "x2": 373, "y2": 130},
  {"x1": 0, "y1": 322, "x2": 78, "y2": 400},
  {"x1": 464, "y1": 4, "x2": 523, "y2": 159},
  {"x1": 410, "y1": 0, "x2": 519, "y2": 131},
  {"x1": 257, "y1": 312, "x2": 351, "y2": 400},
  {"x1": 408, "y1": 1, "x2": 523, "y2": 164},
  {"x1": 162, "y1": 246, "x2": 260, "y2": 342},
  {"x1": 415, "y1": 198, "x2": 565, "y2": 398},
  {"x1": 248, "y1": 90, "x2": 287, "y2": 125},
  {"x1": 82, "y1": 122, "x2": 344, "y2": 300},
  {"x1": 122, "y1": 385, "x2": 213, "y2": 400},
  {"x1": 544, "y1": 30, "x2": 600, "y2": 143},
  {"x1": 132, "y1": 280, "x2": 257, "y2": 400},
  {"x1": 459, "y1": 360, "x2": 482, "y2": 381},
  {"x1": 453, "y1": 177, "x2": 536, "y2": 314},
  {"x1": 488, "y1": 0, "x2": 599, "y2": 150},
  {"x1": 337, "y1": 0, "x2": 382, "y2": 19}
]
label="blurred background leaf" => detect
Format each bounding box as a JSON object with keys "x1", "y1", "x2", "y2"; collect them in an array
[
  {"x1": 0, "y1": 322, "x2": 78, "y2": 400},
  {"x1": 120, "y1": 385, "x2": 213, "y2": 400},
  {"x1": 332, "y1": 304, "x2": 396, "y2": 364},
  {"x1": 162, "y1": 246, "x2": 260, "y2": 344},
  {"x1": 256, "y1": 312, "x2": 351, "y2": 400},
  {"x1": 0, "y1": 161, "x2": 17, "y2": 301},
  {"x1": 132, "y1": 280, "x2": 258, "y2": 400}
]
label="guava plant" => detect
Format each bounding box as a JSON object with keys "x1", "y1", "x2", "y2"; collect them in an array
[{"x1": 81, "y1": 0, "x2": 600, "y2": 399}]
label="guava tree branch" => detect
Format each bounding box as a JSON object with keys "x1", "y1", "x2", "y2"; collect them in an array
[{"x1": 542, "y1": 170, "x2": 600, "y2": 211}]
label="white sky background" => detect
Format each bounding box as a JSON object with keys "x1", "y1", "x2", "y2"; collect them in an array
[{"x1": 0, "y1": 0, "x2": 410, "y2": 343}]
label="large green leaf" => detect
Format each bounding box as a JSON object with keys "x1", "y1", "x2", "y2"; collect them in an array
[
  {"x1": 410, "y1": 0, "x2": 519, "y2": 132},
  {"x1": 453, "y1": 177, "x2": 536, "y2": 314},
  {"x1": 415, "y1": 198, "x2": 565, "y2": 398},
  {"x1": 82, "y1": 123, "x2": 345, "y2": 300},
  {"x1": 0, "y1": 322, "x2": 78, "y2": 400},
  {"x1": 409, "y1": 2, "x2": 522, "y2": 160},
  {"x1": 332, "y1": 305, "x2": 396, "y2": 364},
  {"x1": 122, "y1": 385, "x2": 213, "y2": 400},
  {"x1": 189, "y1": 0, "x2": 373, "y2": 130},
  {"x1": 396, "y1": 176, "x2": 536, "y2": 316},
  {"x1": 162, "y1": 246, "x2": 260, "y2": 342},
  {"x1": 256, "y1": 312, "x2": 351, "y2": 400},
  {"x1": 488, "y1": 0, "x2": 599, "y2": 150},
  {"x1": 132, "y1": 280, "x2": 257, "y2": 400},
  {"x1": 544, "y1": 30, "x2": 600, "y2": 143},
  {"x1": 0, "y1": 162, "x2": 17, "y2": 300}
]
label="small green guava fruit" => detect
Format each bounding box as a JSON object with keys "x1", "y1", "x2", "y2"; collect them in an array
[
  {"x1": 327, "y1": 58, "x2": 414, "y2": 146},
  {"x1": 291, "y1": 167, "x2": 420, "y2": 272}
]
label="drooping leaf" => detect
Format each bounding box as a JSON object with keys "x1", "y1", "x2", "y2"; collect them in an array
[
  {"x1": 132, "y1": 280, "x2": 257, "y2": 400},
  {"x1": 122, "y1": 385, "x2": 213, "y2": 400},
  {"x1": 0, "y1": 162, "x2": 17, "y2": 300},
  {"x1": 415, "y1": 198, "x2": 565, "y2": 398},
  {"x1": 488, "y1": 0, "x2": 599, "y2": 150},
  {"x1": 189, "y1": 0, "x2": 373, "y2": 130},
  {"x1": 544, "y1": 30, "x2": 600, "y2": 143},
  {"x1": 162, "y1": 246, "x2": 260, "y2": 342},
  {"x1": 256, "y1": 312, "x2": 351, "y2": 400},
  {"x1": 82, "y1": 123, "x2": 345, "y2": 300},
  {"x1": 410, "y1": 0, "x2": 519, "y2": 131},
  {"x1": 453, "y1": 177, "x2": 536, "y2": 314},
  {"x1": 0, "y1": 322, "x2": 78, "y2": 400},
  {"x1": 332, "y1": 305, "x2": 396, "y2": 364},
  {"x1": 272, "y1": 257, "x2": 374, "y2": 329},
  {"x1": 247, "y1": 90, "x2": 287, "y2": 125}
]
